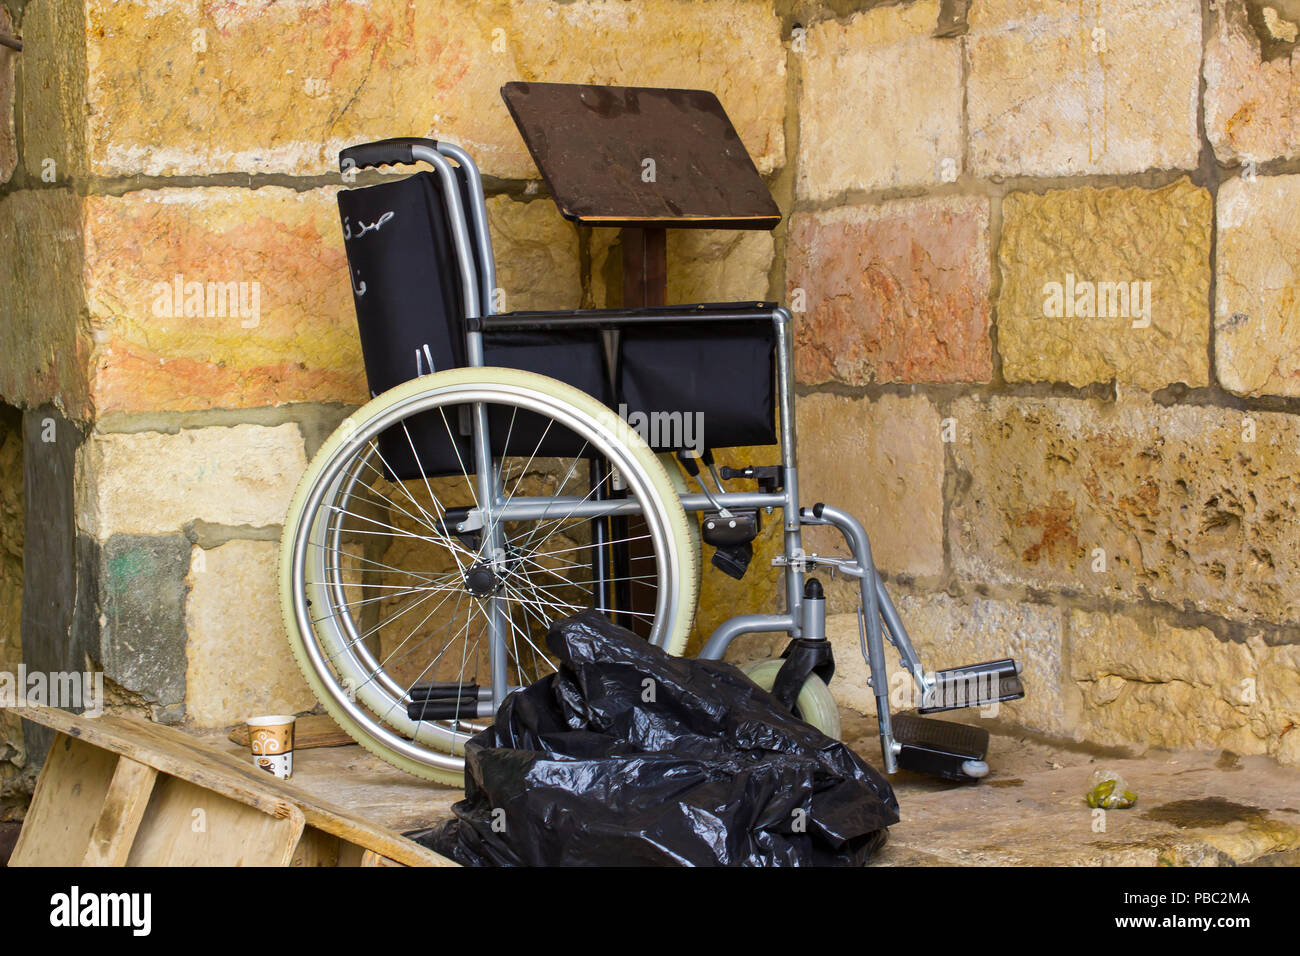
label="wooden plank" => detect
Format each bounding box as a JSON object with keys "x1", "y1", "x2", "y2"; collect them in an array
[
  {"x1": 126, "y1": 776, "x2": 305, "y2": 867},
  {"x1": 83, "y1": 757, "x2": 159, "y2": 866},
  {"x1": 19, "y1": 705, "x2": 455, "y2": 867},
  {"x1": 291, "y1": 827, "x2": 341, "y2": 867},
  {"x1": 10, "y1": 734, "x2": 119, "y2": 867},
  {"x1": 360, "y1": 849, "x2": 404, "y2": 867},
  {"x1": 23, "y1": 707, "x2": 296, "y2": 820},
  {"x1": 228, "y1": 713, "x2": 354, "y2": 751},
  {"x1": 621, "y1": 227, "x2": 667, "y2": 308},
  {"x1": 336, "y1": 841, "x2": 366, "y2": 867}
]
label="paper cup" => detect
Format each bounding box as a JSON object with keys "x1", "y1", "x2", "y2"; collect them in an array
[{"x1": 247, "y1": 715, "x2": 296, "y2": 779}]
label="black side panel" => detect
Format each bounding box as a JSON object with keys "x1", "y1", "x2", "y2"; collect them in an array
[
  {"x1": 482, "y1": 330, "x2": 611, "y2": 459},
  {"x1": 619, "y1": 320, "x2": 777, "y2": 451}
]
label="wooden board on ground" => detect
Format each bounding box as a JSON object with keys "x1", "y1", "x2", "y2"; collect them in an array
[
  {"x1": 11, "y1": 733, "x2": 120, "y2": 867},
  {"x1": 227, "y1": 713, "x2": 355, "y2": 751},
  {"x1": 84, "y1": 757, "x2": 158, "y2": 866},
  {"x1": 10, "y1": 704, "x2": 456, "y2": 868},
  {"x1": 126, "y1": 775, "x2": 305, "y2": 867}
]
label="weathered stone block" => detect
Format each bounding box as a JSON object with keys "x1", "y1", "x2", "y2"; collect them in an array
[
  {"x1": 185, "y1": 540, "x2": 315, "y2": 728},
  {"x1": 0, "y1": 190, "x2": 90, "y2": 416},
  {"x1": 80, "y1": 0, "x2": 784, "y2": 179},
  {"x1": 950, "y1": 395, "x2": 1300, "y2": 627},
  {"x1": 19, "y1": 408, "x2": 96, "y2": 732},
  {"x1": 0, "y1": 413, "x2": 22, "y2": 659},
  {"x1": 84, "y1": 186, "x2": 364, "y2": 415},
  {"x1": 1205, "y1": 1, "x2": 1300, "y2": 164},
  {"x1": 998, "y1": 180, "x2": 1211, "y2": 389},
  {"x1": 20, "y1": 0, "x2": 87, "y2": 181},
  {"x1": 97, "y1": 533, "x2": 190, "y2": 715},
  {"x1": 514, "y1": 0, "x2": 785, "y2": 174},
  {"x1": 967, "y1": 0, "x2": 1202, "y2": 177},
  {"x1": 1070, "y1": 609, "x2": 1300, "y2": 762},
  {"x1": 486, "y1": 196, "x2": 582, "y2": 312},
  {"x1": 787, "y1": 196, "x2": 992, "y2": 385},
  {"x1": 667, "y1": 229, "x2": 773, "y2": 304},
  {"x1": 826, "y1": 594, "x2": 1070, "y2": 737},
  {"x1": 588, "y1": 227, "x2": 774, "y2": 310},
  {"x1": 796, "y1": 393, "x2": 944, "y2": 578},
  {"x1": 81, "y1": 424, "x2": 308, "y2": 538},
  {"x1": 0, "y1": 7, "x2": 16, "y2": 184},
  {"x1": 796, "y1": 1, "x2": 963, "y2": 199},
  {"x1": 81, "y1": 187, "x2": 589, "y2": 414},
  {"x1": 1215, "y1": 174, "x2": 1300, "y2": 396}
]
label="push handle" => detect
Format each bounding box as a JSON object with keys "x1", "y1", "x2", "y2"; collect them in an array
[{"x1": 338, "y1": 137, "x2": 439, "y2": 173}]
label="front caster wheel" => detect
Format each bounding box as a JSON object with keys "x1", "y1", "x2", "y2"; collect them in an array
[{"x1": 742, "y1": 658, "x2": 842, "y2": 740}]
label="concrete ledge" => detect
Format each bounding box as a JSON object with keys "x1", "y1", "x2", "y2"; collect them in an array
[{"x1": 840, "y1": 713, "x2": 1300, "y2": 867}]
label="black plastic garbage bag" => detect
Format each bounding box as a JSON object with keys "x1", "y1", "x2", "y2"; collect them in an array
[{"x1": 414, "y1": 610, "x2": 899, "y2": 866}]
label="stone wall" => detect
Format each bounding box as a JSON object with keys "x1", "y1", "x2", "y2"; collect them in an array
[
  {"x1": 0, "y1": 0, "x2": 783, "y2": 747},
  {"x1": 0, "y1": 0, "x2": 1295, "y2": 777},
  {"x1": 777, "y1": 0, "x2": 1300, "y2": 766}
]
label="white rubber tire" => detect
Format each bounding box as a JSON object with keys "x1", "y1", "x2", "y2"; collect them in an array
[
  {"x1": 281, "y1": 367, "x2": 699, "y2": 784},
  {"x1": 660, "y1": 454, "x2": 703, "y2": 603},
  {"x1": 742, "y1": 658, "x2": 842, "y2": 741}
]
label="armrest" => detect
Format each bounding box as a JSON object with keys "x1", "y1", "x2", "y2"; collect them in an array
[{"x1": 470, "y1": 301, "x2": 779, "y2": 332}]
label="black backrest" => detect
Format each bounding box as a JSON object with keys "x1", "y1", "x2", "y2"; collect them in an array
[{"x1": 337, "y1": 171, "x2": 470, "y2": 394}]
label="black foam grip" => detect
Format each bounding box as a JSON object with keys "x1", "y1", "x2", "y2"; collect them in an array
[{"x1": 339, "y1": 137, "x2": 439, "y2": 172}]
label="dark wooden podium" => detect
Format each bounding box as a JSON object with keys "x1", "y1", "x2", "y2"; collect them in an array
[
  {"x1": 501, "y1": 81, "x2": 780, "y2": 308},
  {"x1": 501, "y1": 82, "x2": 781, "y2": 626}
]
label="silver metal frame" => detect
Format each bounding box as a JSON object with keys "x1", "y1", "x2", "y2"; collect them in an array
[{"x1": 380, "y1": 142, "x2": 932, "y2": 768}]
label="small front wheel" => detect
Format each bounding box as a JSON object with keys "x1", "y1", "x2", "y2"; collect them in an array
[{"x1": 742, "y1": 658, "x2": 842, "y2": 740}]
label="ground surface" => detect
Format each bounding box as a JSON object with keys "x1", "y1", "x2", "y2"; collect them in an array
[
  {"x1": 839, "y1": 714, "x2": 1300, "y2": 866},
  {"x1": 208, "y1": 712, "x2": 1300, "y2": 866}
]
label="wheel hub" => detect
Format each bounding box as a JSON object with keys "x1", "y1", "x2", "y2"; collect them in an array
[{"x1": 464, "y1": 562, "x2": 501, "y2": 597}]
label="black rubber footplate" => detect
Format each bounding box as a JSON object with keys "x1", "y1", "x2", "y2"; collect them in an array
[
  {"x1": 893, "y1": 714, "x2": 990, "y2": 782},
  {"x1": 919, "y1": 658, "x2": 1025, "y2": 714}
]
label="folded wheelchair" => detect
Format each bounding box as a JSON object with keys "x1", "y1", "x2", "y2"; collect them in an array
[{"x1": 278, "y1": 136, "x2": 1025, "y2": 786}]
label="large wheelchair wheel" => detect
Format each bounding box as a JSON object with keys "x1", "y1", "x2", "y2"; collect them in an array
[{"x1": 280, "y1": 367, "x2": 699, "y2": 784}]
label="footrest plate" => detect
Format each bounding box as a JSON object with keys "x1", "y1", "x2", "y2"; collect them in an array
[
  {"x1": 893, "y1": 714, "x2": 990, "y2": 782},
  {"x1": 919, "y1": 658, "x2": 1024, "y2": 714}
]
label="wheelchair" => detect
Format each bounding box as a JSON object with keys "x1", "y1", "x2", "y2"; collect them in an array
[{"x1": 279, "y1": 137, "x2": 1025, "y2": 786}]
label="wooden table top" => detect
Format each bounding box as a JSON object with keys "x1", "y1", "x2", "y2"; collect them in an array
[{"x1": 502, "y1": 81, "x2": 781, "y2": 230}]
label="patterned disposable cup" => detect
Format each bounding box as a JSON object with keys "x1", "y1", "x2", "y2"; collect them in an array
[{"x1": 246, "y1": 715, "x2": 296, "y2": 780}]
